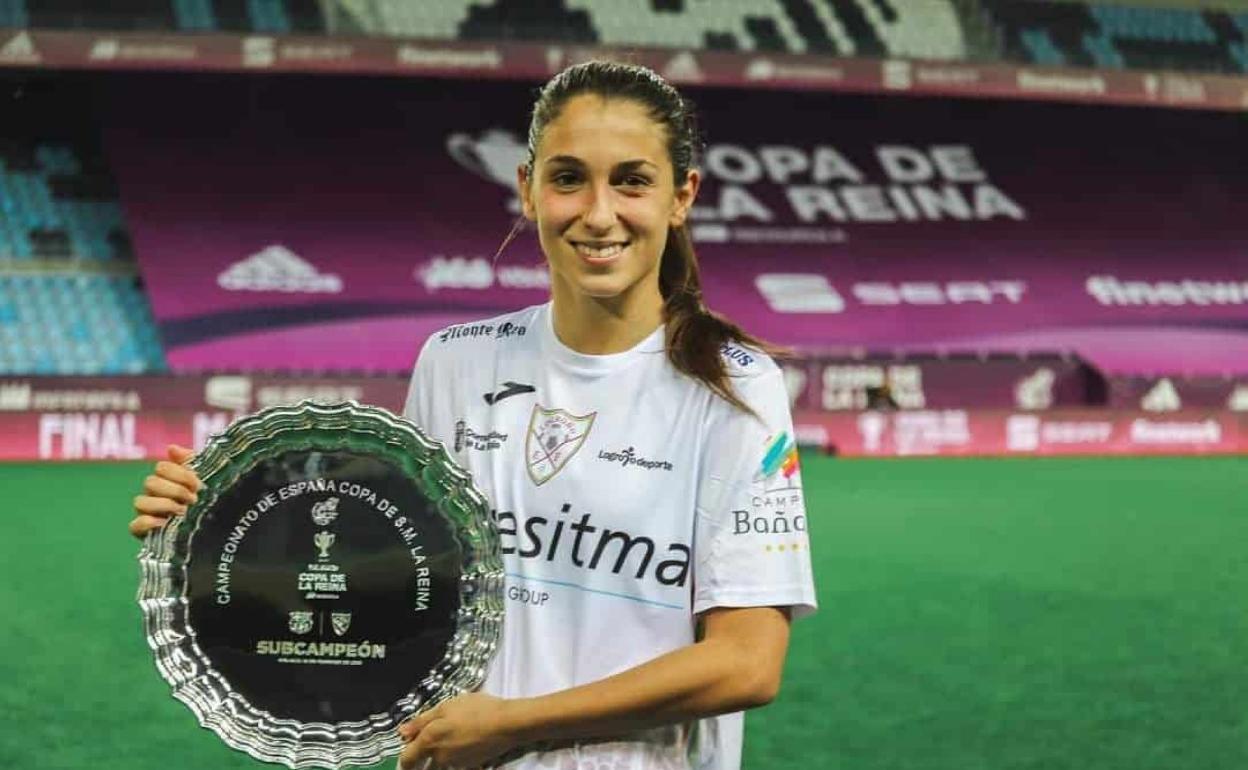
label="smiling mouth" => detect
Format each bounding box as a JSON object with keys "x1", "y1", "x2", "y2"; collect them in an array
[{"x1": 571, "y1": 241, "x2": 629, "y2": 261}]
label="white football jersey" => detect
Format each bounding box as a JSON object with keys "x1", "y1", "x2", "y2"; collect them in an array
[{"x1": 403, "y1": 302, "x2": 817, "y2": 770}]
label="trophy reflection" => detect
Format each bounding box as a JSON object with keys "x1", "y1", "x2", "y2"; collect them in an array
[{"x1": 314, "y1": 531, "x2": 336, "y2": 561}]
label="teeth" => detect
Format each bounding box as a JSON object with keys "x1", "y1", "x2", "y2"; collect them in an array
[{"x1": 575, "y1": 243, "x2": 625, "y2": 259}]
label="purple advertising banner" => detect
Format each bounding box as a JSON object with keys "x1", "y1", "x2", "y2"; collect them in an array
[{"x1": 104, "y1": 76, "x2": 1248, "y2": 375}]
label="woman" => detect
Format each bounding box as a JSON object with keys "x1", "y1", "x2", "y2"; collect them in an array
[{"x1": 131, "y1": 61, "x2": 816, "y2": 770}]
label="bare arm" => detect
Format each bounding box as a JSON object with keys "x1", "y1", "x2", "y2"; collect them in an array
[{"x1": 398, "y1": 605, "x2": 791, "y2": 769}]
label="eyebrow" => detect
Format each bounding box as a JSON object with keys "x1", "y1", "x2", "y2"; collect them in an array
[{"x1": 545, "y1": 156, "x2": 659, "y2": 173}]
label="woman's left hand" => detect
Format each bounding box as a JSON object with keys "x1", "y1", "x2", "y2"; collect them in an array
[{"x1": 397, "y1": 692, "x2": 523, "y2": 770}]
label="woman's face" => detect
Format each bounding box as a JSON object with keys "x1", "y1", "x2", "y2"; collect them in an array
[{"x1": 519, "y1": 94, "x2": 699, "y2": 305}]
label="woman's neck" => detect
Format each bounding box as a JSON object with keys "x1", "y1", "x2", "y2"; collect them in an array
[{"x1": 550, "y1": 282, "x2": 664, "y2": 355}]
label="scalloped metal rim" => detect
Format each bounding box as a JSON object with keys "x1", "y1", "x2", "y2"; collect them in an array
[{"x1": 136, "y1": 401, "x2": 504, "y2": 769}]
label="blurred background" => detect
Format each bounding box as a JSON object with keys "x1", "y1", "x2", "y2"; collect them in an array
[{"x1": 0, "y1": 1, "x2": 1244, "y2": 768}]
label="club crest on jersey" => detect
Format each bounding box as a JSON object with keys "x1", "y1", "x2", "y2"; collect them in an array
[{"x1": 525, "y1": 404, "x2": 596, "y2": 486}]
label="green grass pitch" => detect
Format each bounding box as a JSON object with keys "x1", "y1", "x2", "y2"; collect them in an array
[{"x1": 1, "y1": 456, "x2": 1244, "y2": 769}]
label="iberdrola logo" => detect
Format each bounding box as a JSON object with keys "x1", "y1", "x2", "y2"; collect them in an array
[
  {"x1": 760, "y1": 432, "x2": 799, "y2": 480},
  {"x1": 525, "y1": 404, "x2": 596, "y2": 486}
]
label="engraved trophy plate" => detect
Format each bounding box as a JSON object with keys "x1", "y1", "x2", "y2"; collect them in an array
[{"x1": 137, "y1": 401, "x2": 503, "y2": 768}]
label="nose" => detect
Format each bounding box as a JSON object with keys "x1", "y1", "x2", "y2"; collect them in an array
[{"x1": 581, "y1": 182, "x2": 617, "y2": 233}]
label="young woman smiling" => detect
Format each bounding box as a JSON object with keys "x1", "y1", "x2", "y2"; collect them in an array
[{"x1": 130, "y1": 61, "x2": 816, "y2": 770}]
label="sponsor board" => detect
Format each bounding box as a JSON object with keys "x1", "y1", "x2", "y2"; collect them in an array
[
  {"x1": 0, "y1": 381, "x2": 1242, "y2": 460},
  {"x1": 106, "y1": 76, "x2": 1248, "y2": 374},
  {"x1": 810, "y1": 356, "x2": 1092, "y2": 412},
  {"x1": 795, "y1": 409, "x2": 1245, "y2": 457},
  {"x1": 2, "y1": 31, "x2": 1248, "y2": 112},
  {"x1": 0, "y1": 376, "x2": 406, "y2": 415}
]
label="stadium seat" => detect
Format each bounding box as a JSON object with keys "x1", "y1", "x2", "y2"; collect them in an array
[
  {"x1": 247, "y1": 0, "x2": 291, "y2": 34},
  {"x1": 0, "y1": 274, "x2": 166, "y2": 374},
  {"x1": 173, "y1": 0, "x2": 217, "y2": 31},
  {"x1": 1020, "y1": 28, "x2": 1066, "y2": 67},
  {"x1": 0, "y1": 144, "x2": 130, "y2": 262},
  {"x1": 980, "y1": 0, "x2": 1246, "y2": 74},
  {"x1": 1083, "y1": 32, "x2": 1125, "y2": 69},
  {"x1": 7, "y1": 1, "x2": 1248, "y2": 76},
  {"x1": 1231, "y1": 42, "x2": 1248, "y2": 72},
  {"x1": 0, "y1": 0, "x2": 28, "y2": 27},
  {"x1": 855, "y1": 0, "x2": 964, "y2": 60},
  {"x1": 368, "y1": 0, "x2": 474, "y2": 40}
]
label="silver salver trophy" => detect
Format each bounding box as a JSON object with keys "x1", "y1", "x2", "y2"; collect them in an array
[{"x1": 137, "y1": 401, "x2": 504, "y2": 768}]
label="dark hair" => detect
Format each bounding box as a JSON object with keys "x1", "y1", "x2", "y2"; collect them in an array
[{"x1": 524, "y1": 60, "x2": 778, "y2": 414}]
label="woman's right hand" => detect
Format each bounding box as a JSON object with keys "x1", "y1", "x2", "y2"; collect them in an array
[{"x1": 129, "y1": 444, "x2": 202, "y2": 539}]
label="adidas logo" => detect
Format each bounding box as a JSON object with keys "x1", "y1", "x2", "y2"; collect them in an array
[
  {"x1": 0, "y1": 32, "x2": 40, "y2": 63},
  {"x1": 1140, "y1": 377, "x2": 1181, "y2": 412},
  {"x1": 217, "y1": 245, "x2": 343, "y2": 293}
]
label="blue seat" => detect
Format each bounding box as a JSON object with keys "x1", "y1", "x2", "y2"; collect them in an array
[
  {"x1": 0, "y1": 273, "x2": 168, "y2": 375},
  {"x1": 0, "y1": 0, "x2": 30, "y2": 28}
]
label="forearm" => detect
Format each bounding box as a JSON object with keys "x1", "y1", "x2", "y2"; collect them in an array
[
  {"x1": 506, "y1": 611, "x2": 787, "y2": 745},
  {"x1": 397, "y1": 608, "x2": 790, "y2": 770}
]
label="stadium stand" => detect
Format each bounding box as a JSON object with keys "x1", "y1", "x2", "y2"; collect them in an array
[
  {"x1": 0, "y1": 140, "x2": 130, "y2": 262},
  {"x1": 980, "y1": 1, "x2": 1248, "y2": 74},
  {"x1": 18, "y1": 0, "x2": 322, "y2": 34},
  {"x1": 3, "y1": 1, "x2": 1248, "y2": 74},
  {"x1": 337, "y1": 0, "x2": 968, "y2": 59},
  {"x1": 0, "y1": 80, "x2": 166, "y2": 375},
  {"x1": 0, "y1": 273, "x2": 166, "y2": 374}
]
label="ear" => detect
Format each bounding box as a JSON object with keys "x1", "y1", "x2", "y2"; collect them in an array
[
  {"x1": 669, "y1": 168, "x2": 701, "y2": 228},
  {"x1": 517, "y1": 164, "x2": 537, "y2": 222}
]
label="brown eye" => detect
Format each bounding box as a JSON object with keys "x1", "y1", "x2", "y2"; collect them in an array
[{"x1": 551, "y1": 172, "x2": 581, "y2": 188}]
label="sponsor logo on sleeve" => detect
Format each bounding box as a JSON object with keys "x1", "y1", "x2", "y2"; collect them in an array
[
  {"x1": 720, "y1": 343, "x2": 757, "y2": 369},
  {"x1": 759, "y1": 432, "x2": 799, "y2": 481},
  {"x1": 734, "y1": 432, "x2": 807, "y2": 545}
]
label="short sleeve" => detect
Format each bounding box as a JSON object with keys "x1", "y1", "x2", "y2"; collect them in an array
[
  {"x1": 693, "y1": 365, "x2": 818, "y2": 620},
  {"x1": 401, "y1": 335, "x2": 438, "y2": 430}
]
